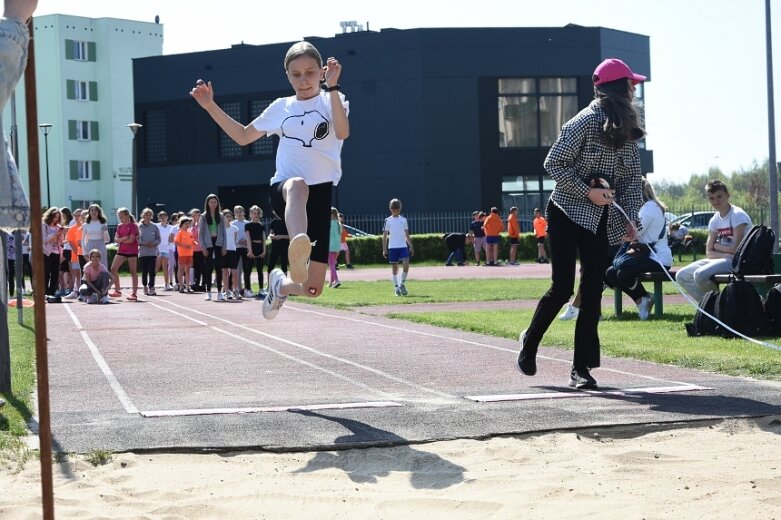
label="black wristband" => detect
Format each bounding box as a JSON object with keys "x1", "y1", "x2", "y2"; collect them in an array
[{"x1": 323, "y1": 84, "x2": 341, "y2": 92}]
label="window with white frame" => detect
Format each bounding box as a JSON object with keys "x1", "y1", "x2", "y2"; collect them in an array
[
  {"x1": 73, "y1": 41, "x2": 88, "y2": 61},
  {"x1": 76, "y1": 121, "x2": 90, "y2": 141},
  {"x1": 77, "y1": 160, "x2": 92, "y2": 181},
  {"x1": 75, "y1": 81, "x2": 88, "y2": 101}
]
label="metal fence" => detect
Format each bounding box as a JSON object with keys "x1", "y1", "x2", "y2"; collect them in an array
[{"x1": 343, "y1": 212, "x2": 535, "y2": 236}]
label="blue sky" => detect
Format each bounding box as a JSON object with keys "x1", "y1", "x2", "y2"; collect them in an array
[{"x1": 35, "y1": 0, "x2": 781, "y2": 183}]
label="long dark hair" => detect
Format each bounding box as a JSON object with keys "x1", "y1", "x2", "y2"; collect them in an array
[
  {"x1": 203, "y1": 193, "x2": 222, "y2": 225},
  {"x1": 85, "y1": 203, "x2": 107, "y2": 224},
  {"x1": 593, "y1": 78, "x2": 645, "y2": 149}
]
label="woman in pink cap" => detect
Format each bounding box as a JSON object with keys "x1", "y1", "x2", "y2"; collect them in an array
[{"x1": 516, "y1": 58, "x2": 646, "y2": 390}]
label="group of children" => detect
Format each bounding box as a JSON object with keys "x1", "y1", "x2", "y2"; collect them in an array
[
  {"x1": 460, "y1": 207, "x2": 549, "y2": 267},
  {"x1": 25, "y1": 198, "x2": 304, "y2": 305}
]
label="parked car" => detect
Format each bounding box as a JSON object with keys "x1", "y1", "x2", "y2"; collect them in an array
[{"x1": 668, "y1": 211, "x2": 714, "y2": 230}]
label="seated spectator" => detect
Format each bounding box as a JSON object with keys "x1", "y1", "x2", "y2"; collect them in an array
[
  {"x1": 79, "y1": 249, "x2": 111, "y2": 304},
  {"x1": 675, "y1": 180, "x2": 751, "y2": 301}
]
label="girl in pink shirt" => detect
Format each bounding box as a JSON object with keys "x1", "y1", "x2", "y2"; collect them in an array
[{"x1": 110, "y1": 208, "x2": 140, "y2": 301}]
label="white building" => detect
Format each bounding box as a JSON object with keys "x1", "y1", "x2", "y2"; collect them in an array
[{"x1": 5, "y1": 14, "x2": 163, "y2": 224}]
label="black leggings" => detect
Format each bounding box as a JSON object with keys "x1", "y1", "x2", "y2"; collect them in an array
[
  {"x1": 267, "y1": 244, "x2": 288, "y2": 275},
  {"x1": 44, "y1": 252, "x2": 60, "y2": 295},
  {"x1": 244, "y1": 249, "x2": 265, "y2": 290},
  {"x1": 192, "y1": 250, "x2": 204, "y2": 287},
  {"x1": 203, "y1": 246, "x2": 223, "y2": 291},
  {"x1": 140, "y1": 256, "x2": 157, "y2": 288}
]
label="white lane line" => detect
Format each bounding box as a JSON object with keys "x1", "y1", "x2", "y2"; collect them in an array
[
  {"x1": 145, "y1": 301, "x2": 422, "y2": 400},
  {"x1": 156, "y1": 300, "x2": 456, "y2": 400},
  {"x1": 466, "y1": 384, "x2": 712, "y2": 402},
  {"x1": 140, "y1": 400, "x2": 403, "y2": 418},
  {"x1": 63, "y1": 304, "x2": 139, "y2": 414},
  {"x1": 286, "y1": 305, "x2": 695, "y2": 387}
]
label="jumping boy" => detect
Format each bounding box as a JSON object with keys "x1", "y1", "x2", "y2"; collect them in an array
[{"x1": 382, "y1": 198, "x2": 413, "y2": 296}]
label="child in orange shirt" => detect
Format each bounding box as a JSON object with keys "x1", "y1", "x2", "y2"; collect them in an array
[
  {"x1": 65, "y1": 209, "x2": 85, "y2": 298},
  {"x1": 533, "y1": 208, "x2": 549, "y2": 263},
  {"x1": 174, "y1": 217, "x2": 197, "y2": 293},
  {"x1": 507, "y1": 206, "x2": 521, "y2": 265},
  {"x1": 482, "y1": 207, "x2": 503, "y2": 266}
]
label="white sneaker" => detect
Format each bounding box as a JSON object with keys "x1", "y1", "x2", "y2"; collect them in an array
[
  {"x1": 558, "y1": 303, "x2": 579, "y2": 321},
  {"x1": 217, "y1": 291, "x2": 226, "y2": 301},
  {"x1": 394, "y1": 285, "x2": 402, "y2": 296},
  {"x1": 244, "y1": 289, "x2": 254, "y2": 298},
  {"x1": 64, "y1": 291, "x2": 79, "y2": 299},
  {"x1": 205, "y1": 291, "x2": 212, "y2": 301},
  {"x1": 288, "y1": 233, "x2": 312, "y2": 283},
  {"x1": 87, "y1": 295, "x2": 98, "y2": 304},
  {"x1": 262, "y1": 268, "x2": 287, "y2": 319},
  {"x1": 100, "y1": 295, "x2": 109, "y2": 304},
  {"x1": 234, "y1": 291, "x2": 242, "y2": 300},
  {"x1": 164, "y1": 284, "x2": 173, "y2": 291},
  {"x1": 637, "y1": 295, "x2": 653, "y2": 321}
]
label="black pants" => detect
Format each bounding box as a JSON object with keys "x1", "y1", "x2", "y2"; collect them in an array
[
  {"x1": 605, "y1": 256, "x2": 669, "y2": 302},
  {"x1": 44, "y1": 252, "x2": 60, "y2": 295},
  {"x1": 7, "y1": 258, "x2": 15, "y2": 296},
  {"x1": 267, "y1": 244, "x2": 289, "y2": 275},
  {"x1": 203, "y1": 246, "x2": 223, "y2": 291},
  {"x1": 192, "y1": 250, "x2": 204, "y2": 287},
  {"x1": 245, "y1": 248, "x2": 265, "y2": 290},
  {"x1": 525, "y1": 203, "x2": 608, "y2": 370},
  {"x1": 140, "y1": 256, "x2": 157, "y2": 288}
]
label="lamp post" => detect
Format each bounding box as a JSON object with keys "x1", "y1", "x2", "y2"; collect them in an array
[
  {"x1": 38, "y1": 123, "x2": 52, "y2": 209},
  {"x1": 127, "y1": 123, "x2": 142, "y2": 217}
]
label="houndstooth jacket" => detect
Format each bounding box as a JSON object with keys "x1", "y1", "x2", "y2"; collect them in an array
[{"x1": 543, "y1": 100, "x2": 643, "y2": 245}]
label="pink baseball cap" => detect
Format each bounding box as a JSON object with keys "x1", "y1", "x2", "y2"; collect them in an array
[{"x1": 592, "y1": 58, "x2": 646, "y2": 86}]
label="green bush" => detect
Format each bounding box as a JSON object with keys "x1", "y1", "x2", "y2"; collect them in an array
[{"x1": 345, "y1": 233, "x2": 544, "y2": 264}]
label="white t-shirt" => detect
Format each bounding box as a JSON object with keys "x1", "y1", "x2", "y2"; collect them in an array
[
  {"x1": 384, "y1": 215, "x2": 409, "y2": 249},
  {"x1": 637, "y1": 201, "x2": 672, "y2": 267},
  {"x1": 156, "y1": 223, "x2": 174, "y2": 254},
  {"x1": 224, "y1": 223, "x2": 239, "y2": 251},
  {"x1": 232, "y1": 219, "x2": 248, "y2": 249},
  {"x1": 708, "y1": 205, "x2": 752, "y2": 255},
  {"x1": 251, "y1": 92, "x2": 349, "y2": 187}
]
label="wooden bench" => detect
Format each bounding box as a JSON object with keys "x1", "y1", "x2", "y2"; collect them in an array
[{"x1": 613, "y1": 270, "x2": 677, "y2": 318}]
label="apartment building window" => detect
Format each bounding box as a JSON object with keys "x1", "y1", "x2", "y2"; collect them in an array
[
  {"x1": 69, "y1": 120, "x2": 99, "y2": 141},
  {"x1": 69, "y1": 160, "x2": 100, "y2": 181},
  {"x1": 67, "y1": 80, "x2": 98, "y2": 102},
  {"x1": 498, "y1": 78, "x2": 577, "y2": 148},
  {"x1": 219, "y1": 102, "x2": 243, "y2": 157},
  {"x1": 72, "y1": 199, "x2": 101, "y2": 210},
  {"x1": 65, "y1": 39, "x2": 96, "y2": 62},
  {"x1": 249, "y1": 99, "x2": 276, "y2": 156}
]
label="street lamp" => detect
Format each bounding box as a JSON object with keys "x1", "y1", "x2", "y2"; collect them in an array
[
  {"x1": 38, "y1": 123, "x2": 52, "y2": 209},
  {"x1": 127, "y1": 123, "x2": 142, "y2": 217}
]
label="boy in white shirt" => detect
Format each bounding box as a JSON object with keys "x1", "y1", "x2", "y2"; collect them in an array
[
  {"x1": 675, "y1": 180, "x2": 752, "y2": 301},
  {"x1": 382, "y1": 198, "x2": 414, "y2": 296}
]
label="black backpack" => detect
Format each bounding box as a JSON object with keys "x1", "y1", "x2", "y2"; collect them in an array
[
  {"x1": 764, "y1": 283, "x2": 781, "y2": 335},
  {"x1": 731, "y1": 224, "x2": 775, "y2": 277},
  {"x1": 685, "y1": 289, "x2": 720, "y2": 337},
  {"x1": 715, "y1": 278, "x2": 769, "y2": 338}
]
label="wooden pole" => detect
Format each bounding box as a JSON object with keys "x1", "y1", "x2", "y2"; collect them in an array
[{"x1": 23, "y1": 16, "x2": 55, "y2": 520}]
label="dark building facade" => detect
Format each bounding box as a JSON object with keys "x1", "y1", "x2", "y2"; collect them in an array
[{"x1": 133, "y1": 25, "x2": 652, "y2": 217}]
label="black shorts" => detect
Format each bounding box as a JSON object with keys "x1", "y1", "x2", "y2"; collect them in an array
[
  {"x1": 270, "y1": 180, "x2": 332, "y2": 264},
  {"x1": 223, "y1": 250, "x2": 239, "y2": 269},
  {"x1": 537, "y1": 237, "x2": 546, "y2": 244}
]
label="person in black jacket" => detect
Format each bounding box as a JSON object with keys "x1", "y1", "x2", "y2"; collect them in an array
[{"x1": 443, "y1": 233, "x2": 473, "y2": 266}]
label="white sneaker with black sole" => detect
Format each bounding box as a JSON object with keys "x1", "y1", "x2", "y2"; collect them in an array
[
  {"x1": 262, "y1": 268, "x2": 287, "y2": 319},
  {"x1": 287, "y1": 233, "x2": 312, "y2": 283}
]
